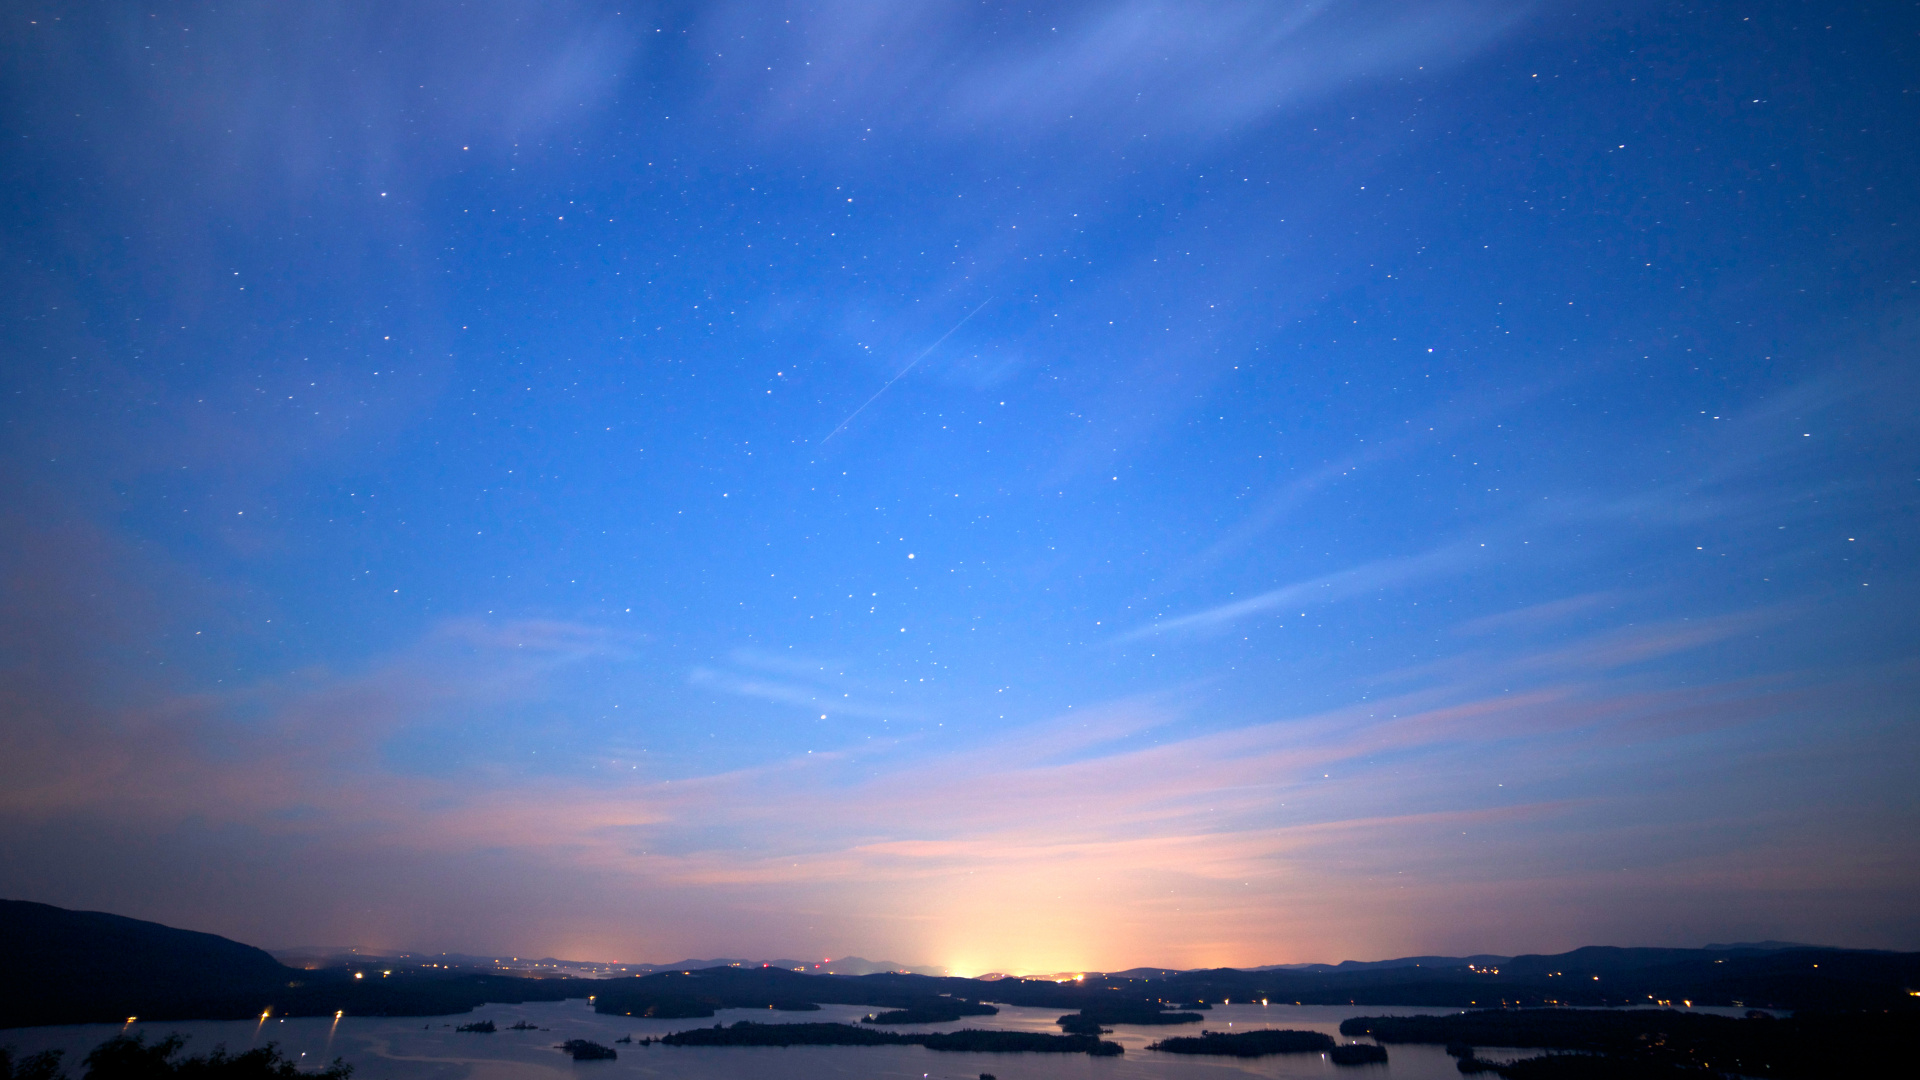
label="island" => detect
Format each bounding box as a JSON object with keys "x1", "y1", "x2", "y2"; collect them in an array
[
  {"x1": 1328, "y1": 1042, "x2": 1389, "y2": 1064},
  {"x1": 862, "y1": 1001, "x2": 999, "y2": 1024},
  {"x1": 1147, "y1": 1028, "x2": 1335, "y2": 1056},
  {"x1": 559, "y1": 1040, "x2": 617, "y2": 1061},
  {"x1": 658, "y1": 1020, "x2": 1121, "y2": 1055},
  {"x1": 1056, "y1": 1004, "x2": 1205, "y2": 1034},
  {"x1": 453, "y1": 1020, "x2": 495, "y2": 1033}
]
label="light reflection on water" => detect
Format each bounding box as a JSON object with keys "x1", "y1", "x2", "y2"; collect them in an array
[{"x1": 0, "y1": 1000, "x2": 1766, "y2": 1080}]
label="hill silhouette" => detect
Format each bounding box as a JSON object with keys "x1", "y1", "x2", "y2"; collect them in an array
[
  {"x1": 0, "y1": 900, "x2": 583, "y2": 1028},
  {"x1": 1, "y1": 900, "x2": 286, "y2": 997},
  {"x1": 0, "y1": 900, "x2": 289, "y2": 1027}
]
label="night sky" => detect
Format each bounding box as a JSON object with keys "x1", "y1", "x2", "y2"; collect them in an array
[{"x1": 2, "y1": 1, "x2": 1916, "y2": 973}]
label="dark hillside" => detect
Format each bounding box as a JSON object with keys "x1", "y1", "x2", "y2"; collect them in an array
[
  {"x1": 0, "y1": 900, "x2": 585, "y2": 1028},
  {"x1": 0, "y1": 900, "x2": 290, "y2": 1026},
  {"x1": 0, "y1": 899, "x2": 286, "y2": 992}
]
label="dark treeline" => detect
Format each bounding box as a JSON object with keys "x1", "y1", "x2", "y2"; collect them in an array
[
  {"x1": 861, "y1": 1002, "x2": 997, "y2": 1024},
  {"x1": 558, "y1": 1040, "x2": 615, "y2": 1061},
  {"x1": 1, "y1": 1034, "x2": 349, "y2": 1080},
  {"x1": 656, "y1": 1020, "x2": 1122, "y2": 1056},
  {"x1": 1146, "y1": 1029, "x2": 1335, "y2": 1056},
  {"x1": 1342, "y1": 1006, "x2": 1918, "y2": 1078},
  {"x1": 1489, "y1": 1056, "x2": 1679, "y2": 1080},
  {"x1": 665, "y1": 1022, "x2": 900, "y2": 1047},
  {"x1": 1056, "y1": 1003, "x2": 1204, "y2": 1034}
]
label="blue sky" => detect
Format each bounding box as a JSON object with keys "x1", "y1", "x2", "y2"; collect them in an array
[{"x1": 1, "y1": 0, "x2": 1916, "y2": 972}]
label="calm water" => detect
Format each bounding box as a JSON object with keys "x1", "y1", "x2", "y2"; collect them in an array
[{"x1": 0, "y1": 999, "x2": 1766, "y2": 1080}]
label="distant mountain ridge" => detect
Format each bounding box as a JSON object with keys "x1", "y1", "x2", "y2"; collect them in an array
[
  {"x1": 1129, "y1": 942, "x2": 1853, "y2": 975},
  {"x1": 611, "y1": 956, "x2": 941, "y2": 976},
  {"x1": 270, "y1": 946, "x2": 942, "y2": 977},
  {"x1": 272, "y1": 943, "x2": 1853, "y2": 982},
  {"x1": 5, "y1": 899, "x2": 1916, "y2": 1029},
  {"x1": 1246, "y1": 953, "x2": 1514, "y2": 974}
]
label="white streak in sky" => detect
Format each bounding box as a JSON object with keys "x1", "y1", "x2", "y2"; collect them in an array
[
  {"x1": 1118, "y1": 542, "x2": 1480, "y2": 641},
  {"x1": 820, "y1": 299, "x2": 992, "y2": 444}
]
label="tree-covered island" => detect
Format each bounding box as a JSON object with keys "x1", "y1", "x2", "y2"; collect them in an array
[
  {"x1": 1056, "y1": 1003, "x2": 1204, "y2": 1034},
  {"x1": 1146, "y1": 1029, "x2": 1335, "y2": 1056},
  {"x1": 658, "y1": 1020, "x2": 1121, "y2": 1055},
  {"x1": 861, "y1": 1001, "x2": 998, "y2": 1024}
]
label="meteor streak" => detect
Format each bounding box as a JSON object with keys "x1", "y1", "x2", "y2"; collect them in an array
[{"x1": 820, "y1": 298, "x2": 992, "y2": 444}]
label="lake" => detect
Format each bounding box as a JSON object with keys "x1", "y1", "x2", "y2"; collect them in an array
[{"x1": 0, "y1": 999, "x2": 1764, "y2": 1080}]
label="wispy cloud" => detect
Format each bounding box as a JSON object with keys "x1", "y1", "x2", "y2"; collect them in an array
[
  {"x1": 698, "y1": 0, "x2": 1531, "y2": 140},
  {"x1": 689, "y1": 648, "x2": 926, "y2": 721},
  {"x1": 3, "y1": 594, "x2": 1913, "y2": 966},
  {"x1": 689, "y1": 666, "x2": 921, "y2": 722},
  {"x1": 1120, "y1": 540, "x2": 1480, "y2": 640},
  {"x1": 2, "y1": 3, "x2": 646, "y2": 250},
  {"x1": 1453, "y1": 592, "x2": 1625, "y2": 636}
]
